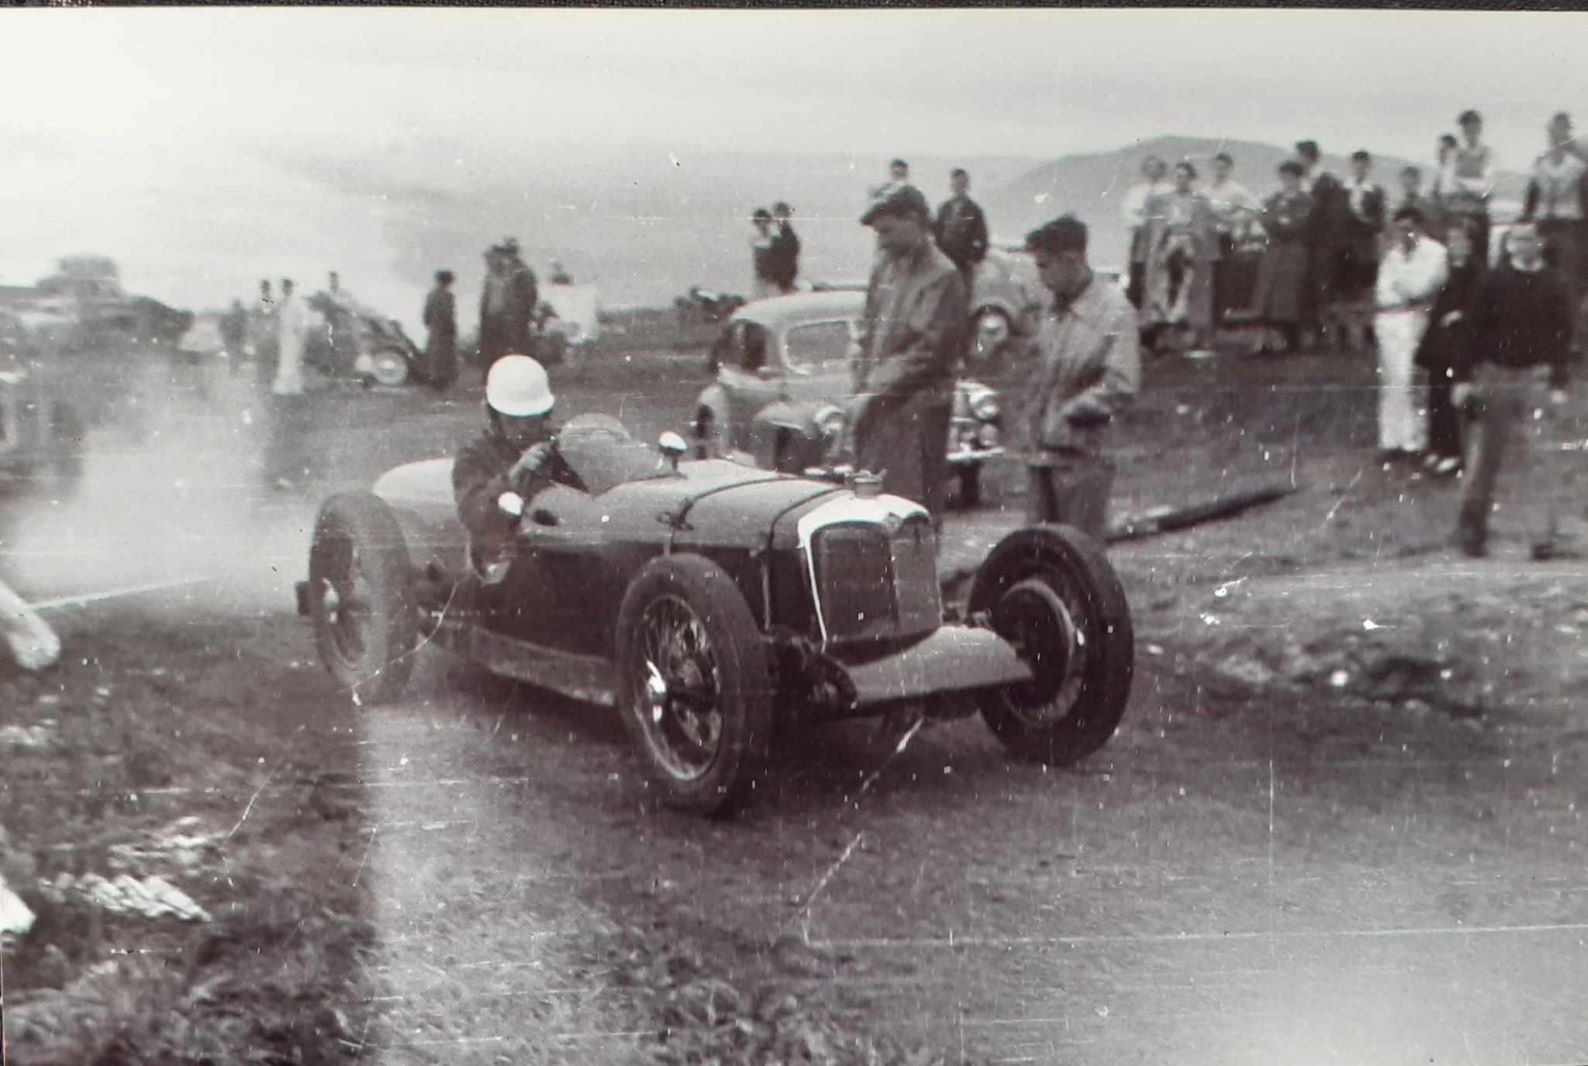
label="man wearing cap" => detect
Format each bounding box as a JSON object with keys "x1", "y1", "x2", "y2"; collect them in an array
[
  {"x1": 1017, "y1": 215, "x2": 1140, "y2": 540},
  {"x1": 851, "y1": 182, "x2": 967, "y2": 520},
  {"x1": 453, "y1": 354, "x2": 584, "y2": 570}
]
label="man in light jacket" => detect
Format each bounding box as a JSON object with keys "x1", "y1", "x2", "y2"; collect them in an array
[
  {"x1": 1373, "y1": 206, "x2": 1449, "y2": 461},
  {"x1": 850, "y1": 182, "x2": 967, "y2": 521},
  {"x1": 1017, "y1": 215, "x2": 1140, "y2": 540}
]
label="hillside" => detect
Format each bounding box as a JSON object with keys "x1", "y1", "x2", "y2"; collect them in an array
[{"x1": 981, "y1": 134, "x2": 1528, "y2": 270}]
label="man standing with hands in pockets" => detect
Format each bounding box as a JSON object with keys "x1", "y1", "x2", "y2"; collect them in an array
[
  {"x1": 1016, "y1": 215, "x2": 1140, "y2": 541},
  {"x1": 849, "y1": 181, "x2": 967, "y2": 523},
  {"x1": 1454, "y1": 221, "x2": 1574, "y2": 559}
]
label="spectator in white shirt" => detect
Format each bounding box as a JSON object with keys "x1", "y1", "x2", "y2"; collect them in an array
[
  {"x1": 1122, "y1": 155, "x2": 1170, "y2": 310},
  {"x1": 1374, "y1": 207, "x2": 1449, "y2": 462},
  {"x1": 1445, "y1": 111, "x2": 1496, "y2": 263}
]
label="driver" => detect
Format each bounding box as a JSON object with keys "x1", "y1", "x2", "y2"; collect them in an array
[{"x1": 453, "y1": 354, "x2": 584, "y2": 568}]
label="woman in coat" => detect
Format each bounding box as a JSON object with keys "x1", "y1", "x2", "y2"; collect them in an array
[
  {"x1": 1141, "y1": 161, "x2": 1220, "y2": 357},
  {"x1": 1415, "y1": 219, "x2": 1485, "y2": 475},
  {"x1": 1250, "y1": 161, "x2": 1315, "y2": 354}
]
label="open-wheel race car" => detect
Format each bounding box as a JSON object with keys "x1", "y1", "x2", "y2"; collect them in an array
[{"x1": 297, "y1": 415, "x2": 1134, "y2": 816}]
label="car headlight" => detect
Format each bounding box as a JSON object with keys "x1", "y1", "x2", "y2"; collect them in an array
[
  {"x1": 969, "y1": 389, "x2": 1000, "y2": 422},
  {"x1": 814, "y1": 405, "x2": 846, "y2": 440},
  {"x1": 977, "y1": 311, "x2": 1011, "y2": 347}
]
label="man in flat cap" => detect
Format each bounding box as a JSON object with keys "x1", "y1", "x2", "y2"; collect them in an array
[
  {"x1": 1016, "y1": 215, "x2": 1140, "y2": 540},
  {"x1": 850, "y1": 182, "x2": 968, "y2": 520}
]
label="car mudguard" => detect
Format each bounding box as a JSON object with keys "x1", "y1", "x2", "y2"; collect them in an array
[{"x1": 749, "y1": 399, "x2": 827, "y2": 472}]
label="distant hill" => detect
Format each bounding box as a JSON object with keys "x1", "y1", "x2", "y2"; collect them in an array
[{"x1": 981, "y1": 134, "x2": 1528, "y2": 270}]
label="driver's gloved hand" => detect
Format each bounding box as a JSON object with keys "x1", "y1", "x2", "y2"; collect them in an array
[{"x1": 510, "y1": 442, "x2": 555, "y2": 480}]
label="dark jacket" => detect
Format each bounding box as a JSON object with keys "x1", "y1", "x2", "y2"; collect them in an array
[
  {"x1": 1306, "y1": 172, "x2": 1344, "y2": 247},
  {"x1": 424, "y1": 286, "x2": 456, "y2": 339},
  {"x1": 1464, "y1": 263, "x2": 1573, "y2": 388},
  {"x1": 1339, "y1": 183, "x2": 1386, "y2": 250},
  {"x1": 934, "y1": 195, "x2": 990, "y2": 270},
  {"x1": 767, "y1": 223, "x2": 801, "y2": 289},
  {"x1": 452, "y1": 425, "x2": 583, "y2": 554},
  {"x1": 1416, "y1": 255, "x2": 1485, "y2": 377}
]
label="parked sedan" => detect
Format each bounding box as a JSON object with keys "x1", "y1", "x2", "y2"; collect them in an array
[{"x1": 693, "y1": 292, "x2": 1004, "y2": 506}]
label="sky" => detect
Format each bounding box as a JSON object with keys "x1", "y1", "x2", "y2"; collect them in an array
[{"x1": 3, "y1": 7, "x2": 1585, "y2": 320}]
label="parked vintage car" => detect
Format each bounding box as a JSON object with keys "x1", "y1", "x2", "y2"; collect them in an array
[
  {"x1": 298, "y1": 415, "x2": 1134, "y2": 816},
  {"x1": 0, "y1": 320, "x2": 84, "y2": 496},
  {"x1": 968, "y1": 246, "x2": 1129, "y2": 371},
  {"x1": 304, "y1": 294, "x2": 424, "y2": 387},
  {"x1": 693, "y1": 292, "x2": 1004, "y2": 506}
]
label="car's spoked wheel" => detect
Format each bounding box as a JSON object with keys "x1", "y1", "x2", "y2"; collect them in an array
[
  {"x1": 615, "y1": 554, "x2": 772, "y2": 817},
  {"x1": 308, "y1": 492, "x2": 418, "y2": 704},
  {"x1": 317, "y1": 537, "x2": 374, "y2": 669},
  {"x1": 968, "y1": 525, "x2": 1133, "y2": 765},
  {"x1": 636, "y1": 595, "x2": 724, "y2": 780}
]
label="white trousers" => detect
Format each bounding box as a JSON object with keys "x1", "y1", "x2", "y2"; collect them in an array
[{"x1": 1373, "y1": 310, "x2": 1429, "y2": 452}]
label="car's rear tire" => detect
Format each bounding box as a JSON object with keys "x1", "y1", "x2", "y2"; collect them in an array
[
  {"x1": 615, "y1": 554, "x2": 772, "y2": 817},
  {"x1": 968, "y1": 525, "x2": 1133, "y2": 765},
  {"x1": 367, "y1": 346, "x2": 411, "y2": 387},
  {"x1": 308, "y1": 492, "x2": 417, "y2": 705}
]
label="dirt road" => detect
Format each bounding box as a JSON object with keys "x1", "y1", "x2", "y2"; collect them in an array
[{"x1": 6, "y1": 340, "x2": 1587, "y2": 1063}]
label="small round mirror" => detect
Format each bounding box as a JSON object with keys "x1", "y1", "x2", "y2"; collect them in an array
[{"x1": 658, "y1": 431, "x2": 688, "y2": 456}]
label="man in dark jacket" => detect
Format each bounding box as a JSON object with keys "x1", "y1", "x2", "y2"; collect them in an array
[
  {"x1": 1297, "y1": 139, "x2": 1344, "y2": 349},
  {"x1": 501, "y1": 237, "x2": 540, "y2": 355},
  {"x1": 851, "y1": 182, "x2": 967, "y2": 521},
  {"x1": 454, "y1": 354, "x2": 583, "y2": 574},
  {"x1": 767, "y1": 202, "x2": 801, "y2": 294},
  {"x1": 934, "y1": 168, "x2": 990, "y2": 282},
  {"x1": 1337, "y1": 150, "x2": 1387, "y2": 352},
  {"x1": 1453, "y1": 221, "x2": 1574, "y2": 559},
  {"x1": 422, "y1": 270, "x2": 458, "y2": 390}
]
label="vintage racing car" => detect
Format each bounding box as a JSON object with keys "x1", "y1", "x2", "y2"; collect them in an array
[
  {"x1": 693, "y1": 291, "x2": 1004, "y2": 506},
  {"x1": 299, "y1": 415, "x2": 1134, "y2": 816}
]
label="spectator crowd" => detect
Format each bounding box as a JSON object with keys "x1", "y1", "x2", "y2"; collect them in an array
[{"x1": 826, "y1": 108, "x2": 1588, "y2": 562}]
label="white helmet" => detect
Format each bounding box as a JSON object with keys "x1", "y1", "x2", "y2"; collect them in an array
[{"x1": 486, "y1": 354, "x2": 555, "y2": 417}]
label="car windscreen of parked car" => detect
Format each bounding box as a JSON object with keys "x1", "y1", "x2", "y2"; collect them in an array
[{"x1": 784, "y1": 320, "x2": 855, "y2": 376}]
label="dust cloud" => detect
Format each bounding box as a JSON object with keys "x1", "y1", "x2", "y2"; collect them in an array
[{"x1": 1, "y1": 352, "x2": 315, "y2": 619}]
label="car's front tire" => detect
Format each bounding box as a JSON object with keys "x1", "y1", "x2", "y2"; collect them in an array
[
  {"x1": 968, "y1": 525, "x2": 1133, "y2": 765},
  {"x1": 307, "y1": 492, "x2": 418, "y2": 705},
  {"x1": 615, "y1": 554, "x2": 772, "y2": 817}
]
